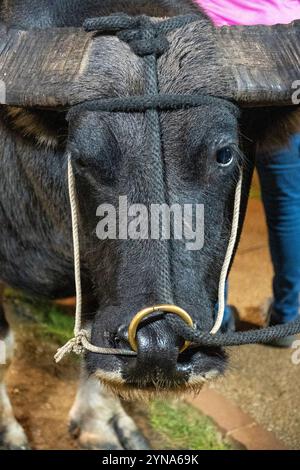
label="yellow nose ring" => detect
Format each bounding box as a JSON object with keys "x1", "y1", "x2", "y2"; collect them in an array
[{"x1": 128, "y1": 304, "x2": 194, "y2": 354}]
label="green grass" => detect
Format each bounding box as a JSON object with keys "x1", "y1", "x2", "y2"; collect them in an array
[
  {"x1": 4, "y1": 288, "x2": 74, "y2": 345},
  {"x1": 36, "y1": 306, "x2": 74, "y2": 344},
  {"x1": 149, "y1": 400, "x2": 231, "y2": 450}
]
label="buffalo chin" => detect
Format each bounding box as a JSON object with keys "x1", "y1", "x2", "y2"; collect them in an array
[{"x1": 94, "y1": 368, "x2": 220, "y2": 402}]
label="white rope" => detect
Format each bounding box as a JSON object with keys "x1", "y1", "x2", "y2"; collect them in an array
[
  {"x1": 67, "y1": 155, "x2": 82, "y2": 337},
  {"x1": 55, "y1": 154, "x2": 243, "y2": 362},
  {"x1": 210, "y1": 168, "x2": 243, "y2": 335},
  {"x1": 54, "y1": 154, "x2": 136, "y2": 363}
]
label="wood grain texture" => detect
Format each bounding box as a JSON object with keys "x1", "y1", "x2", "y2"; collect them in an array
[
  {"x1": 0, "y1": 26, "x2": 95, "y2": 106},
  {"x1": 217, "y1": 21, "x2": 300, "y2": 106},
  {"x1": 0, "y1": 23, "x2": 144, "y2": 107}
]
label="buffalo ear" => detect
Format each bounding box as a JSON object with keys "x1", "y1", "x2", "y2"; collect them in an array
[{"x1": 217, "y1": 21, "x2": 300, "y2": 107}]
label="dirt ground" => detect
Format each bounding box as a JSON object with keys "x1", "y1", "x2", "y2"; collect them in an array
[
  {"x1": 4, "y1": 197, "x2": 300, "y2": 450},
  {"x1": 5, "y1": 322, "x2": 166, "y2": 450},
  {"x1": 5, "y1": 321, "x2": 79, "y2": 450}
]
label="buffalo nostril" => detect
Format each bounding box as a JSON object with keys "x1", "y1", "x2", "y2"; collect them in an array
[
  {"x1": 112, "y1": 324, "x2": 131, "y2": 349},
  {"x1": 116, "y1": 324, "x2": 129, "y2": 342}
]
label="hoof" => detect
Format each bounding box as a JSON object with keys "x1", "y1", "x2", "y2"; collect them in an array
[
  {"x1": 0, "y1": 422, "x2": 30, "y2": 450},
  {"x1": 69, "y1": 376, "x2": 150, "y2": 450},
  {"x1": 69, "y1": 419, "x2": 123, "y2": 450},
  {"x1": 69, "y1": 409, "x2": 150, "y2": 450}
]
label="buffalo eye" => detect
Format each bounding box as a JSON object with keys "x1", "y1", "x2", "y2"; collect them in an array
[
  {"x1": 69, "y1": 149, "x2": 88, "y2": 169},
  {"x1": 74, "y1": 156, "x2": 89, "y2": 169},
  {"x1": 72, "y1": 151, "x2": 99, "y2": 171},
  {"x1": 216, "y1": 146, "x2": 234, "y2": 167}
]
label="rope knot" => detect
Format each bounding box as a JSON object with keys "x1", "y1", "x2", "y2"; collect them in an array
[
  {"x1": 54, "y1": 330, "x2": 89, "y2": 363},
  {"x1": 117, "y1": 17, "x2": 169, "y2": 57},
  {"x1": 83, "y1": 13, "x2": 199, "y2": 57},
  {"x1": 73, "y1": 330, "x2": 89, "y2": 354}
]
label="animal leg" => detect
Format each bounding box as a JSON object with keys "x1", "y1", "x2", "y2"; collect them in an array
[
  {"x1": 69, "y1": 369, "x2": 149, "y2": 450},
  {"x1": 0, "y1": 284, "x2": 29, "y2": 449}
]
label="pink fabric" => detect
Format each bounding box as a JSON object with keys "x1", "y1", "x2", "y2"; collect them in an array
[{"x1": 194, "y1": 0, "x2": 300, "y2": 26}]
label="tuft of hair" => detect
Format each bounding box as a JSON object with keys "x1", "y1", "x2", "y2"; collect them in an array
[
  {"x1": 95, "y1": 369, "x2": 206, "y2": 402},
  {"x1": 4, "y1": 106, "x2": 67, "y2": 149},
  {"x1": 246, "y1": 107, "x2": 300, "y2": 155}
]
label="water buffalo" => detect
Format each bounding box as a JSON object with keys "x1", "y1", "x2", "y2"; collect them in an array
[{"x1": 0, "y1": 0, "x2": 299, "y2": 450}]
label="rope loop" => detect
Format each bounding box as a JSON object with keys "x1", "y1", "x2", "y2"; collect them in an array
[
  {"x1": 118, "y1": 16, "x2": 169, "y2": 57},
  {"x1": 83, "y1": 13, "x2": 199, "y2": 57}
]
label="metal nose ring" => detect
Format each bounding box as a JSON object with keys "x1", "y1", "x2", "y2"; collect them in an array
[{"x1": 128, "y1": 304, "x2": 194, "y2": 354}]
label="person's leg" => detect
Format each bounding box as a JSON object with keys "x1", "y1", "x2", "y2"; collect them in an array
[
  {"x1": 218, "y1": 282, "x2": 237, "y2": 332},
  {"x1": 256, "y1": 133, "x2": 300, "y2": 343}
]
